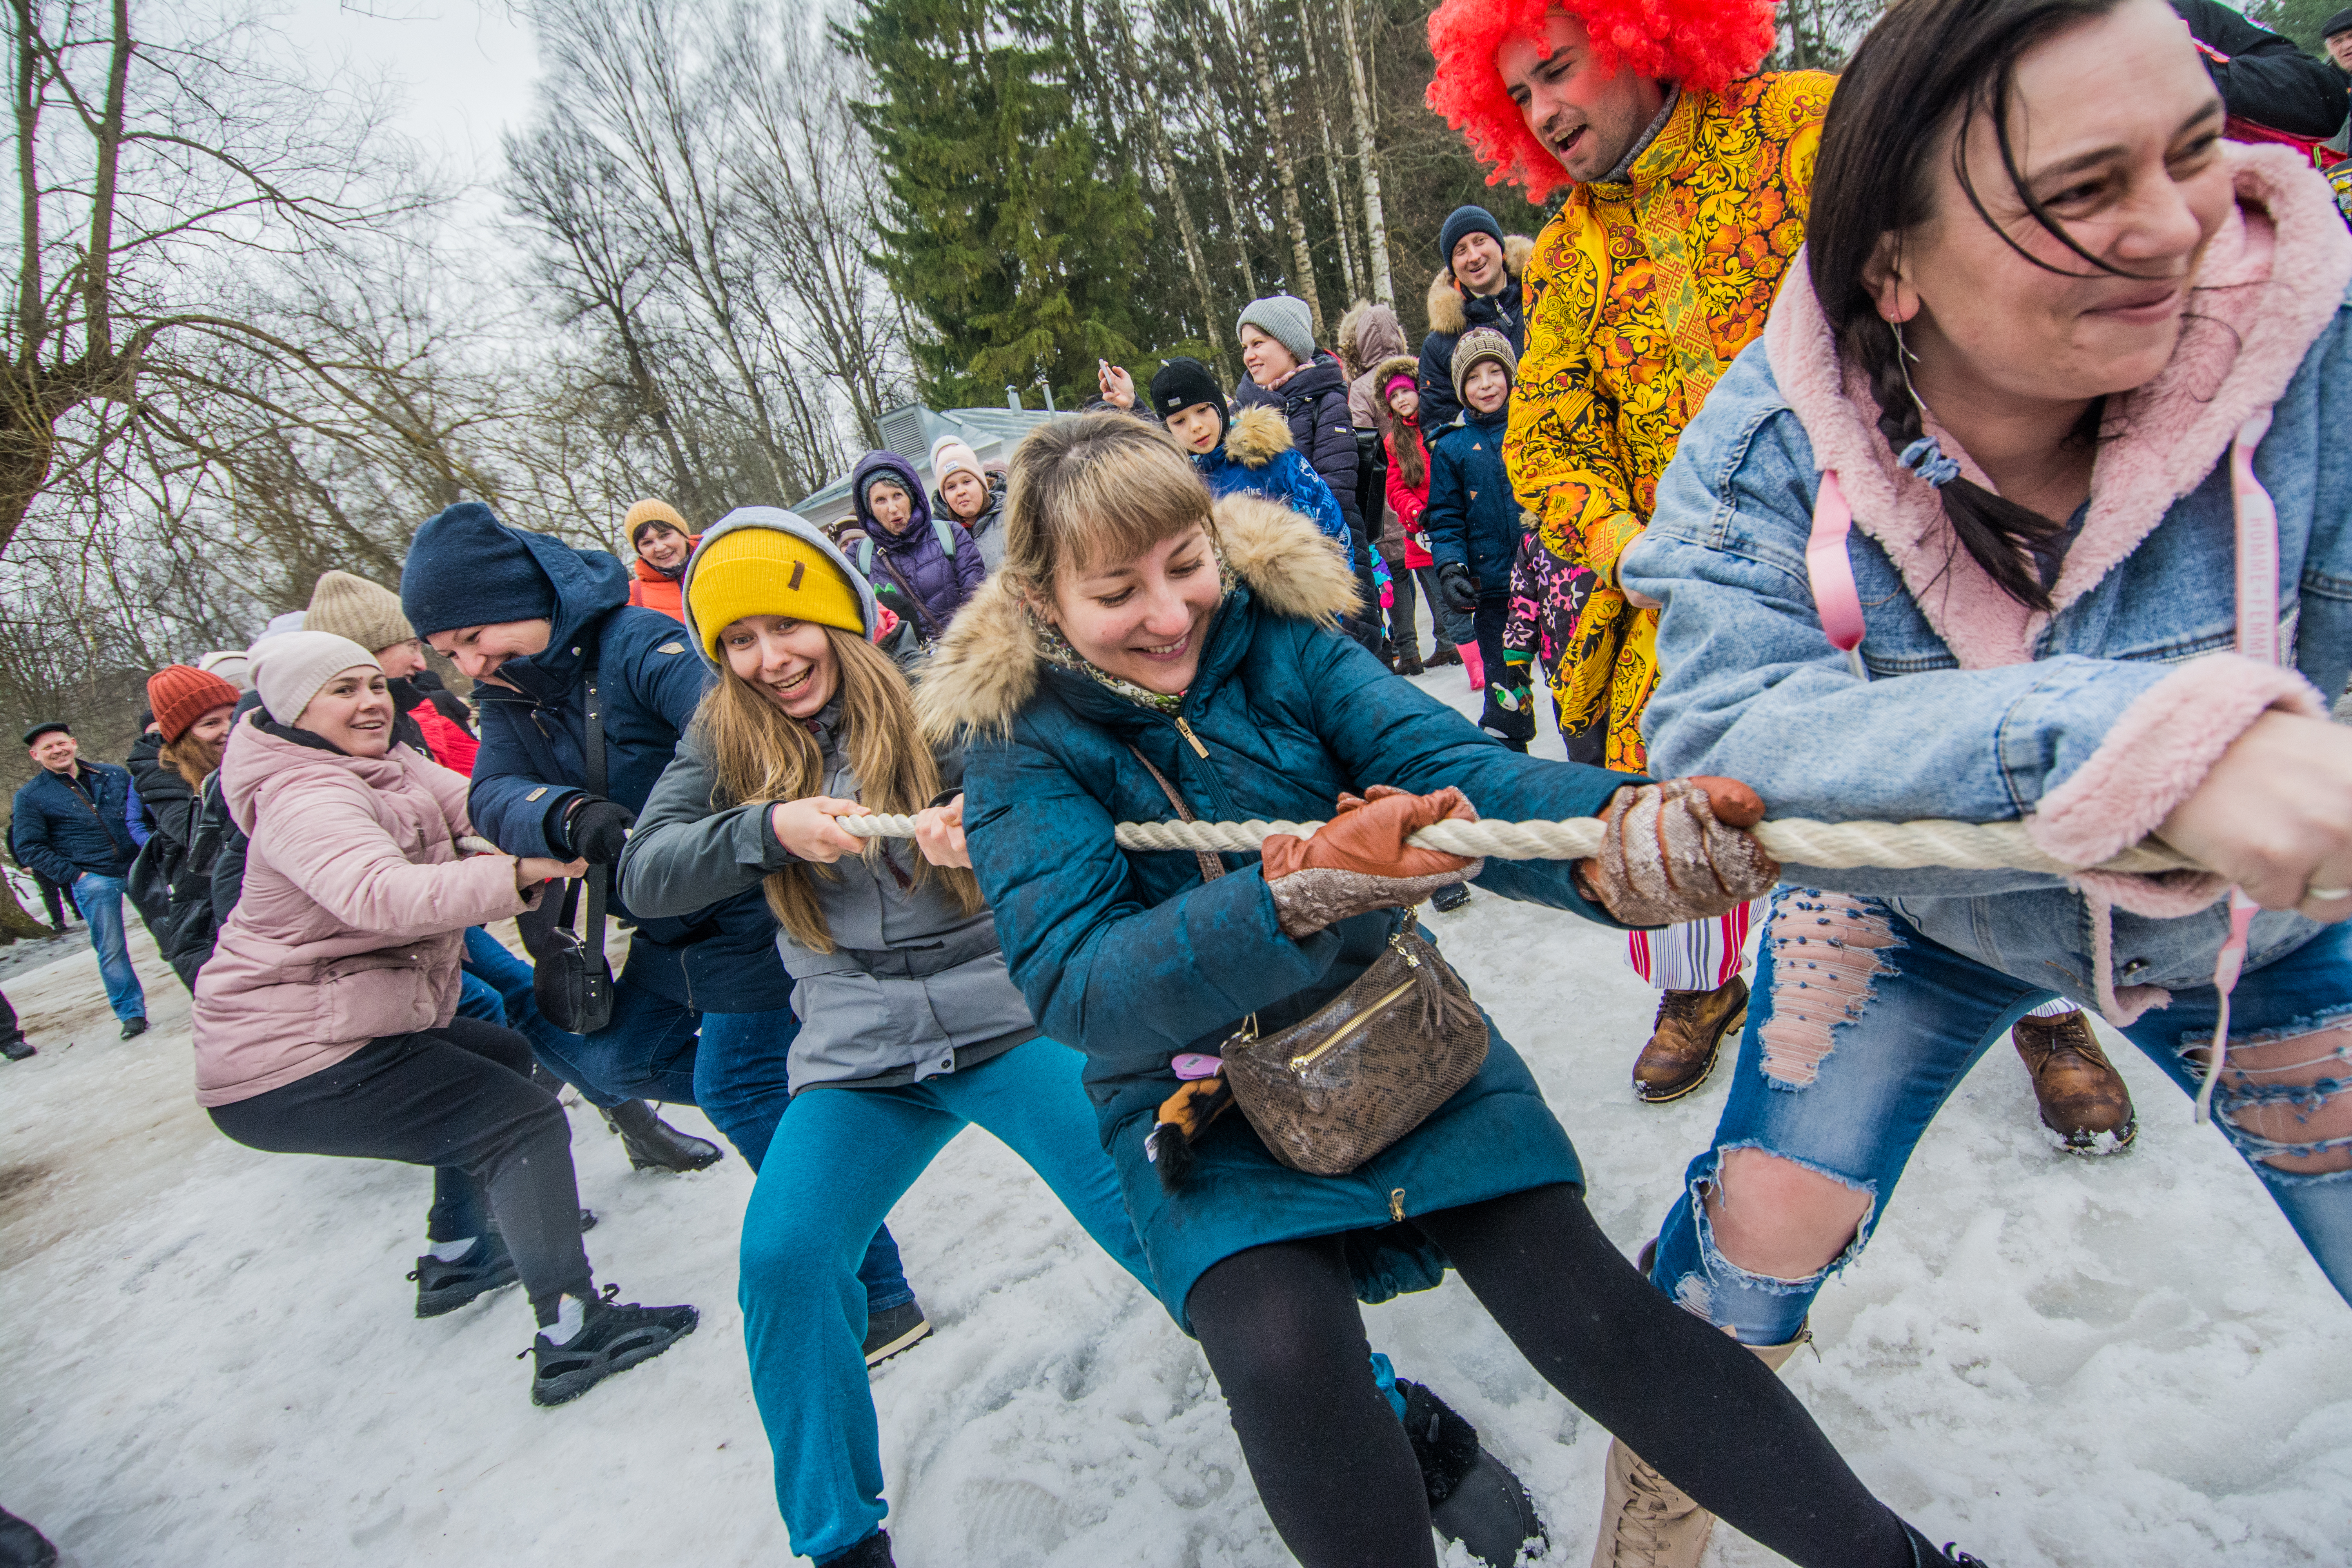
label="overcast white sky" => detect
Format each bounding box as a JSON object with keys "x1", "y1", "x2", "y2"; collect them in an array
[{"x1": 270, "y1": 0, "x2": 542, "y2": 215}]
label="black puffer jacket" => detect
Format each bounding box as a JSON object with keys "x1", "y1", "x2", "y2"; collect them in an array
[{"x1": 2172, "y1": 0, "x2": 2347, "y2": 138}]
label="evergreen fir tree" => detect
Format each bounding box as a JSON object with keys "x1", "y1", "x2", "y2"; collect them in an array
[{"x1": 843, "y1": 0, "x2": 1157, "y2": 411}]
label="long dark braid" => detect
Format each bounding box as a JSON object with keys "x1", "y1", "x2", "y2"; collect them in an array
[{"x1": 1844, "y1": 316, "x2": 2077, "y2": 612}]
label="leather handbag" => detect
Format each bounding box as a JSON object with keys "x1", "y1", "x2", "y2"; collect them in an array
[
  {"x1": 1128, "y1": 744, "x2": 1488, "y2": 1177},
  {"x1": 533, "y1": 649, "x2": 615, "y2": 1035}
]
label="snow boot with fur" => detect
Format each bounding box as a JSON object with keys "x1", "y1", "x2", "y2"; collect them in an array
[
  {"x1": 1588, "y1": 1333, "x2": 1806, "y2": 1568},
  {"x1": 1399, "y1": 1379, "x2": 1546, "y2": 1568},
  {"x1": 602, "y1": 1100, "x2": 723, "y2": 1172},
  {"x1": 528, "y1": 1285, "x2": 698, "y2": 1406}
]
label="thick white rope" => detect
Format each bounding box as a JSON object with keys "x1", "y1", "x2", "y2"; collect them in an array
[{"x1": 817, "y1": 813, "x2": 2201, "y2": 877}]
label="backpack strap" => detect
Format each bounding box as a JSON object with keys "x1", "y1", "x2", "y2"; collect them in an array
[{"x1": 933, "y1": 517, "x2": 958, "y2": 557}]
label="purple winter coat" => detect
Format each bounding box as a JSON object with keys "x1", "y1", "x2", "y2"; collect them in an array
[{"x1": 844, "y1": 450, "x2": 986, "y2": 640}]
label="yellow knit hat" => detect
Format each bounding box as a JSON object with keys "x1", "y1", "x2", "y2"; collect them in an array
[
  {"x1": 624, "y1": 497, "x2": 690, "y2": 546},
  {"x1": 686, "y1": 526, "x2": 866, "y2": 658}
]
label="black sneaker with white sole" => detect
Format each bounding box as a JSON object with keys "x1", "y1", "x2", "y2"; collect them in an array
[
  {"x1": 528, "y1": 1285, "x2": 698, "y2": 1407},
  {"x1": 409, "y1": 1212, "x2": 598, "y2": 1318},
  {"x1": 410, "y1": 1234, "x2": 519, "y2": 1318},
  {"x1": 862, "y1": 1299, "x2": 932, "y2": 1367}
]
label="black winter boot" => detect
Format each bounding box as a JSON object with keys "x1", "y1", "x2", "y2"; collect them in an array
[
  {"x1": 602, "y1": 1100, "x2": 723, "y2": 1172},
  {"x1": 0, "y1": 1506, "x2": 56, "y2": 1568},
  {"x1": 1397, "y1": 1380, "x2": 1546, "y2": 1568},
  {"x1": 1, "y1": 1036, "x2": 32, "y2": 1062},
  {"x1": 1905, "y1": 1522, "x2": 1994, "y2": 1566},
  {"x1": 528, "y1": 1285, "x2": 698, "y2": 1406},
  {"x1": 820, "y1": 1530, "x2": 895, "y2": 1567}
]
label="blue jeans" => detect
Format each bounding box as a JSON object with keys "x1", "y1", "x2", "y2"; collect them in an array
[
  {"x1": 459, "y1": 928, "x2": 626, "y2": 1111},
  {"x1": 526, "y1": 969, "x2": 700, "y2": 1106},
  {"x1": 1652, "y1": 889, "x2": 2352, "y2": 1345},
  {"x1": 739, "y1": 1039, "x2": 1149, "y2": 1563},
  {"x1": 74, "y1": 873, "x2": 145, "y2": 1021},
  {"x1": 463, "y1": 929, "x2": 910, "y2": 1312}
]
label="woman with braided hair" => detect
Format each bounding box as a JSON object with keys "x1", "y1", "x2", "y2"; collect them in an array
[
  {"x1": 1614, "y1": 0, "x2": 2352, "y2": 1559},
  {"x1": 918, "y1": 411, "x2": 1992, "y2": 1568}
]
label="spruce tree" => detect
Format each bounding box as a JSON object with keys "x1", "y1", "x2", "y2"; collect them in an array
[{"x1": 844, "y1": 0, "x2": 1157, "y2": 411}]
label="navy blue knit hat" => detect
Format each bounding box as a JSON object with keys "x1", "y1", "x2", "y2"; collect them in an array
[
  {"x1": 399, "y1": 501, "x2": 557, "y2": 638},
  {"x1": 1438, "y1": 205, "x2": 1505, "y2": 270}
]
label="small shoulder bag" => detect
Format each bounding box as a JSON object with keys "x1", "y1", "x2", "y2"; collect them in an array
[
  {"x1": 1128, "y1": 745, "x2": 1488, "y2": 1177},
  {"x1": 532, "y1": 649, "x2": 615, "y2": 1034}
]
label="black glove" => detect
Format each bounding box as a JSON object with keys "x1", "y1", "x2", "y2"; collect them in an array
[
  {"x1": 1437, "y1": 561, "x2": 1478, "y2": 614},
  {"x1": 564, "y1": 797, "x2": 636, "y2": 866}
]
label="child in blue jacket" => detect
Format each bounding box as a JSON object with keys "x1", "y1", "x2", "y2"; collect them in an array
[{"x1": 1421, "y1": 328, "x2": 1532, "y2": 750}]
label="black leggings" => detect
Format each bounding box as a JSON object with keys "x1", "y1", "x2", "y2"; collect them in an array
[
  {"x1": 210, "y1": 1018, "x2": 592, "y2": 1319},
  {"x1": 1186, "y1": 1184, "x2": 1912, "y2": 1568}
]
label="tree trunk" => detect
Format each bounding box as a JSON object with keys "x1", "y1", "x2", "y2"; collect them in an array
[
  {"x1": 1113, "y1": 0, "x2": 1221, "y2": 359},
  {"x1": 1297, "y1": 5, "x2": 1361, "y2": 303},
  {"x1": 1232, "y1": 0, "x2": 1320, "y2": 336},
  {"x1": 1164, "y1": 0, "x2": 1257, "y2": 319},
  {"x1": 0, "y1": 876, "x2": 56, "y2": 941},
  {"x1": 1332, "y1": 0, "x2": 1391, "y2": 306}
]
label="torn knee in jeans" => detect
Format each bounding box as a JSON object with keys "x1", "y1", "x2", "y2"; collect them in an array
[
  {"x1": 1699, "y1": 1147, "x2": 1875, "y2": 1286},
  {"x1": 1758, "y1": 893, "x2": 1902, "y2": 1087},
  {"x1": 2189, "y1": 1016, "x2": 2352, "y2": 1176}
]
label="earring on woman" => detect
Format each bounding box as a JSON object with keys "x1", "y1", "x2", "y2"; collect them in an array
[{"x1": 1890, "y1": 318, "x2": 1962, "y2": 488}]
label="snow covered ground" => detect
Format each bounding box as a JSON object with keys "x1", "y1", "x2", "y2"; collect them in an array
[{"x1": 5, "y1": 668, "x2": 2351, "y2": 1566}]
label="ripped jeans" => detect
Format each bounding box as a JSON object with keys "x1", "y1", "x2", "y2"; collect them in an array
[{"x1": 1651, "y1": 889, "x2": 2352, "y2": 1344}]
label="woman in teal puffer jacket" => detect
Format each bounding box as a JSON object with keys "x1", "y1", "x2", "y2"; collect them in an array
[{"x1": 918, "y1": 412, "x2": 1984, "y2": 1568}]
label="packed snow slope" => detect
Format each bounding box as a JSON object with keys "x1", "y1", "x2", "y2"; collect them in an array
[{"x1": 4, "y1": 670, "x2": 2349, "y2": 1567}]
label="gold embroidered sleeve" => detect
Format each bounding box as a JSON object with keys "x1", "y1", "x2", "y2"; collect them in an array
[{"x1": 1504, "y1": 214, "x2": 1647, "y2": 591}]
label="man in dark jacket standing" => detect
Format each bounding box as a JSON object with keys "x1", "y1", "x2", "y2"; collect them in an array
[
  {"x1": 12, "y1": 722, "x2": 147, "y2": 1036},
  {"x1": 1416, "y1": 206, "x2": 1532, "y2": 432}
]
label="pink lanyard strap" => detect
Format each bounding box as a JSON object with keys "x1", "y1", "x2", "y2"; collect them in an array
[
  {"x1": 1804, "y1": 470, "x2": 1869, "y2": 681},
  {"x1": 2200, "y1": 411, "x2": 2281, "y2": 1125}
]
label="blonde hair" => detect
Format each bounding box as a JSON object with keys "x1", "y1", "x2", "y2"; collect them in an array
[
  {"x1": 699, "y1": 624, "x2": 981, "y2": 953},
  {"x1": 1002, "y1": 413, "x2": 1216, "y2": 598}
]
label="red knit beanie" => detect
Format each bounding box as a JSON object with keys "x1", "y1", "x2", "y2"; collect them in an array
[{"x1": 147, "y1": 664, "x2": 242, "y2": 744}]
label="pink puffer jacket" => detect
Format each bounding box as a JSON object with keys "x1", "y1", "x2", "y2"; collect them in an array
[{"x1": 192, "y1": 715, "x2": 531, "y2": 1107}]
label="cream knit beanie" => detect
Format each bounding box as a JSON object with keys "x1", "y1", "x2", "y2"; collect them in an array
[
  {"x1": 306, "y1": 570, "x2": 416, "y2": 657},
  {"x1": 251, "y1": 632, "x2": 381, "y2": 727}
]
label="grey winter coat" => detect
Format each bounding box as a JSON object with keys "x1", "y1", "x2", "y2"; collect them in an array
[{"x1": 618, "y1": 706, "x2": 1036, "y2": 1092}]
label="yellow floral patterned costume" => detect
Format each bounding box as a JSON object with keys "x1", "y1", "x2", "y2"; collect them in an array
[{"x1": 1503, "y1": 72, "x2": 1833, "y2": 769}]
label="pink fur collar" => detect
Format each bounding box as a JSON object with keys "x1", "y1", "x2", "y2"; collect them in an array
[{"x1": 1764, "y1": 145, "x2": 2352, "y2": 670}]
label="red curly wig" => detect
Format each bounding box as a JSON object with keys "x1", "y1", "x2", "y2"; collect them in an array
[{"x1": 1426, "y1": 0, "x2": 1780, "y2": 202}]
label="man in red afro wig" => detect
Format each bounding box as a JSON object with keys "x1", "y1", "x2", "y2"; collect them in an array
[{"x1": 1425, "y1": 0, "x2": 1779, "y2": 203}]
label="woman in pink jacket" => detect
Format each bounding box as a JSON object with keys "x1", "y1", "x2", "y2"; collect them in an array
[{"x1": 194, "y1": 631, "x2": 698, "y2": 1408}]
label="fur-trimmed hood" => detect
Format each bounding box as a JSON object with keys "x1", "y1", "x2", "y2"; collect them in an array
[
  {"x1": 1764, "y1": 144, "x2": 2352, "y2": 670},
  {"x1": 1336, "y1": 300, "x2": 1408, "y2": 377},
  {"x1": 1219, "y1": 404, "x2": 1294, "y2": 469},
  {"x1": 915, "y1": 494, "x2": 1362, "y2": 744},
  {"x1": 1425, "y1": 234, "x2": 1534, "y2": 336}
]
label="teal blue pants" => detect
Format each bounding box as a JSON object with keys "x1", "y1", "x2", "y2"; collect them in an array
[{"x1": 738, "y1": 1039, "x2": 1149, "y2": 1563}]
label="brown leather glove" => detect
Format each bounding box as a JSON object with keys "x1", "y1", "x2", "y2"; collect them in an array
[
  {"x1": 1577, "y1": 776, "x2": 1779, "y2": 926},
  {"x1": 1261, "y1": 786, "x2": 1485, "y2": 938}
]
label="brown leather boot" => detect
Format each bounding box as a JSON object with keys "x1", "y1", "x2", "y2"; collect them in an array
[
  {"x1": 1588, "y1": 1334, "x2": 1808, "y2": 1568},
  {"x1": 1632, "y1": 975, "x2": 1747, "y2": 1104},
  {"x1": 2013, "y1": 1009, "x2": 2137, "y2": 1153}
]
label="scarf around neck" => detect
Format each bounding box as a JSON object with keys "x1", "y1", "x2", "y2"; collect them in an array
[{"x1": 1029, "y1": 554, "x2": 1238, "y2": 715}]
